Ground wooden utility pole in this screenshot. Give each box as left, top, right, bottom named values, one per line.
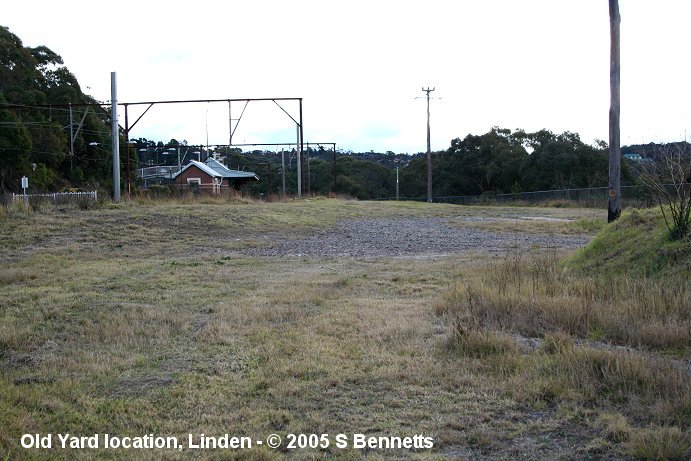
left=423, top=87, right=435, bottom=203
left=608, top=0, right=621, bottom=222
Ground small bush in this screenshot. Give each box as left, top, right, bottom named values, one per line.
left=451, top=325, right=519, bottom=359
left=598, top=413, right=631, bottom=443
left=148, top=184, right=173, bottom=197
left=626, top=426, right=691, bottom=461
left=541, top=332, right=574, bottom=354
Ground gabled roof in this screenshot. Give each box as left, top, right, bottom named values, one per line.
left=204, top=157, right=259, bottom=180
left=172, top=160, right=222, bottom=179
left=172, top=159, right=259, bottom=180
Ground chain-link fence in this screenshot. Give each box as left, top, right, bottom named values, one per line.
left=383, top=185, right=657, bottom=208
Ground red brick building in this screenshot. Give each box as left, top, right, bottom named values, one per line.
left=172, top=159, right=258, bottom=193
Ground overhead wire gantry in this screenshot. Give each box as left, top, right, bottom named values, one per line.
left=2, top=96, right=306, bottom=197
left=120, top=97, right=305, bottom=196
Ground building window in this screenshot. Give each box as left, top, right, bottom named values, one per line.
left=187, top=178, right=201, bottom=193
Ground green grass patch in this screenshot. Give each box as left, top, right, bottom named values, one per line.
left=567, top=208, right=691, bottom=277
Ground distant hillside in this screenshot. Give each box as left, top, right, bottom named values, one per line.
left=622, top=141, right=690, bottom=161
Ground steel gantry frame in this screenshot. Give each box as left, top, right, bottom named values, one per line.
left=2, top=96, right=306, bottom=197
left=136, top=140, right=337, bottom=196
left=120, top=97, right=305, bottom=196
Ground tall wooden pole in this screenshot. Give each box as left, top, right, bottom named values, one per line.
left=423, top=87, right=435, bottom=203
left=608, top=0, right=621, bottom=222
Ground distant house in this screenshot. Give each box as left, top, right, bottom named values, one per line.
left=172, top=158, right=258, bottom=193
left=623, top=153, right=643, bottom=162
left=623, top=153, right=653, bottom=164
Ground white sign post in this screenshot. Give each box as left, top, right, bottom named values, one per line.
left=21, top=176, right=28, bottom=204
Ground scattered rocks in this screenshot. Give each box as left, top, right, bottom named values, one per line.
left=242, top=217, right=590, bottom=258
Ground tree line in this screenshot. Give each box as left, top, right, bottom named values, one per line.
left=399, top=128, right=636, bottom=199
left=192, top=129, right=632, bottom=200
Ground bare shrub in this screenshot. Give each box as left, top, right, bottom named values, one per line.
left=639, top=143, right=691, bottom=240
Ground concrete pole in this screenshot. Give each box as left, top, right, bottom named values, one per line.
left=111, top=72, right=120, bottom=202
left=281, top=148, right=286, bottom=196
left=228, top=100, right=232, bottom=146
left=296, top=125, right=301, bottom=198
left=69, top=105, right=74, bottom=174
left=306, top=143, right=311, bottom=195
left=333, top=144, right=337, bottom=192
left=299, top=98, right=304, bottom=197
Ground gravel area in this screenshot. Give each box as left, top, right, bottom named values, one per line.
left=242, top=217, right=591, bottom=258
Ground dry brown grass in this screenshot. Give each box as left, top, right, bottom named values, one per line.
left=1, top=199, right=687, bottom=460
left=436, top=249, right=690, bottom=352
left=436, top=246, right=690, bottom=459
left=626, top=426, right=691, bottom=460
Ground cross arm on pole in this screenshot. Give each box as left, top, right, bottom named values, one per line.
left=230, top=100, right=250, bottom=141
left=127, top=103, right=155, bottom=133
left=71, top=107, right=90, bottom=144
left=272, top=100, right=300, bottom=126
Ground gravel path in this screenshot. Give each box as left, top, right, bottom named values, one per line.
left=242, top=217, right=591, bottom=258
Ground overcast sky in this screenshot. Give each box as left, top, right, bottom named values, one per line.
left=4, top=1, right=690, bottom=153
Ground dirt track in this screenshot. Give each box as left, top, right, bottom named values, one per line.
left=242, top=217, right=590, bottom=258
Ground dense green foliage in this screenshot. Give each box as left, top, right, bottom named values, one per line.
left=400, top=128, right=628, bottom=199
left=0, top=26, right=113, bottom=193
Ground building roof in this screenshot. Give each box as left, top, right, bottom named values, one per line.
left=205, top=157, right=259, bottom=180
left=172, top=159, right=258, bottom=180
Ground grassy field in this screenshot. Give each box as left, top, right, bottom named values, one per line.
left=0, top=198, right=688, bottom=460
